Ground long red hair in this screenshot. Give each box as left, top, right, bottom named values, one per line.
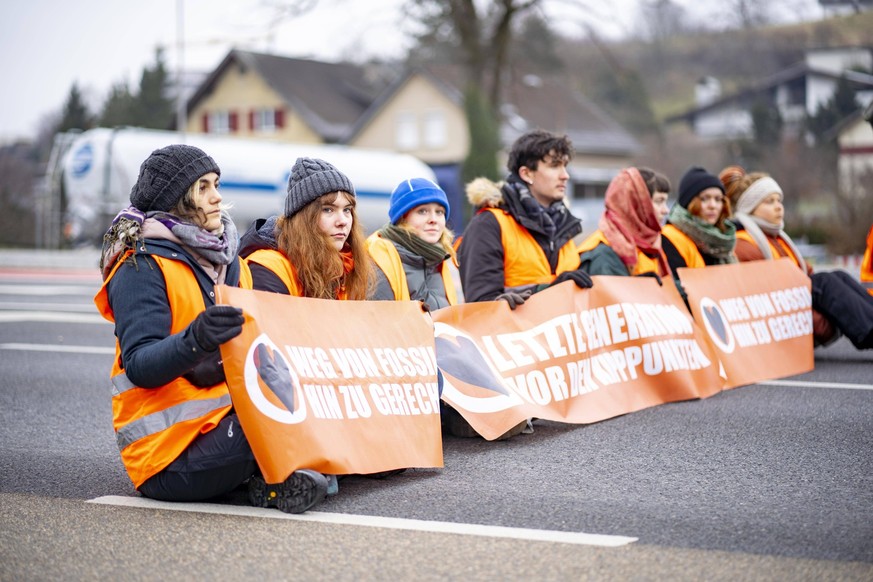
left=276, top=192, right=373, bottom=299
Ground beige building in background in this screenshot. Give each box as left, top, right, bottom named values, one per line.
left=349, top=71, right=470, bottom=166
left=183, top=49, right=641, bottom=227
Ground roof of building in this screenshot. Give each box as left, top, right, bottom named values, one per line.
left=667, top=62, right=873, bottom=124
left=186, top=49, right=387, bottom=142
left=188, top=50, right=638, bottom=155
left=349, top=63, right=640, bottom=156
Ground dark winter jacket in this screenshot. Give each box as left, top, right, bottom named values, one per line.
left=370, top=239, right=452, bottom=310
left=238, top=215, right=288, bottom=294
left=106, top=239, right=246, bottom=388
left=457, top=176, right=582, bottom=302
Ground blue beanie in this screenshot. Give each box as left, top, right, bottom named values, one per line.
left=388, top=178, right=450, bottom=224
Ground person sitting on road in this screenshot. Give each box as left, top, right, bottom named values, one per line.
left=662, top=166, right=737, bottom=270
left=457, top=130, right=594, bottom=313
left=239, top=157, right=373, bottom=300
left=367, top=177, right=458, bottom=311
left=240, top=157, right=409, bottom=481
left=95, top=145, right=328, bottom=514
left=577, top=166, right=671, bottom=282
left=720, top=165, right=873, bottom=350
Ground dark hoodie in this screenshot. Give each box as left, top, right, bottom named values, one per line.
left=238, top=215, right=290, bottom=294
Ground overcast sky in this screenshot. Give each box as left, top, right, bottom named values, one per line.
left=0, top=0, right=827, bottom=143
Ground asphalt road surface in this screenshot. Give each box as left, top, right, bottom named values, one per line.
left=1, top=250, right=871, bottom=581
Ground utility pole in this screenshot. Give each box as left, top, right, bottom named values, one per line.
left=176, top=0, right=187, bottom=139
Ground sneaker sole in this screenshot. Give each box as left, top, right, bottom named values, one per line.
left=248, top=469, right=328, bottom=514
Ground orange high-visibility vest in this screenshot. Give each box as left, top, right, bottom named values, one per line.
left=484, top=208, right=580, bottom=287
left=735, top=230, right=802, bottom=268
left=366, top=233, right=458, bottom=305
left=862, top=225, right=873, bottom=296
left=94, top=252, right=253, bottom=488
left=577, top=229, right=662, bottom=275
left=245, top=248, right=349, bottom=299
left=661, top=223, right=707, bottom=269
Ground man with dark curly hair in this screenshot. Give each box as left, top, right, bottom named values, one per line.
left=457, top=129, right=593, bottom=308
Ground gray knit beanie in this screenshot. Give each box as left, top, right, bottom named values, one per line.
left=129, top=144, right=221, bottom=212
left=285, top=157, right=355, bottom=218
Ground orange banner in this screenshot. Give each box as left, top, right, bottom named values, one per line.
left=216, top=285, right=443, bottom=484
left=431, top=277, right=723, bottom=440
left=677, top=259, right=814, bottom=389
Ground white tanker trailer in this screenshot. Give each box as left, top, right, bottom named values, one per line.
left=57, top=127, right=438, bottom=245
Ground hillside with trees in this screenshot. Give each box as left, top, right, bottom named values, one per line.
left=555, top=9, right=873, bottom=252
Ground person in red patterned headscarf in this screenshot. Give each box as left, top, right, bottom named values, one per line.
left=577, top=166, right=671, bottom=282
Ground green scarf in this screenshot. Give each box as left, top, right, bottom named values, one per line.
left=667, top=205, right=737, bottom=264
left=378, top=224, right=449, bottom=264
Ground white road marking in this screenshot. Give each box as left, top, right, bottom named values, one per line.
left=0, top=311, right=109, bottom=324
left=0, top=284, right=96, bottom=295
left=0, top=343, right=114, bottom=354
left=0, top=302, right=98, bottom=312
left=761, top=379, right=873, bottom=391
left=88, top=495, right=637, bottom=547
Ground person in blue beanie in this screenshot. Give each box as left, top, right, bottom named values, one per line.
left=367, top=177, right=459, bottom=310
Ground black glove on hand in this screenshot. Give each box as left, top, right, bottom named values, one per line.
left=635, top=271, right=663, bottom=286
left=495, top=288, right=533, bottom=310
left=184, top=351, right=226, bottom=387
left=190, top=305, right=245, bottom=352
left=550, top=269, right=594, bottom=289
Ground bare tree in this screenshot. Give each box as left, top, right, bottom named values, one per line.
left=402, top=0, right=542, bottom=180
left=404, top=0, right=541, bottom=113
left=637, top=0, right=687, bottom=43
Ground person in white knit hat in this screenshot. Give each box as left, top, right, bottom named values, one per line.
left=721, top=165, right=873, bottom=350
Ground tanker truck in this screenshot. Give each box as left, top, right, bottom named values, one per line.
left=52, top=127, right=440, bottom=246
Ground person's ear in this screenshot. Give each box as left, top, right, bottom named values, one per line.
left=518, top=166, right=534, bottom=185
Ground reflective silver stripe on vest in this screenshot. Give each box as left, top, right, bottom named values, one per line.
left=862, top=281, right=873, bottom=290
left=115, top=394, right=231, bottom=451
left=111, top=372, right=136, bottom=396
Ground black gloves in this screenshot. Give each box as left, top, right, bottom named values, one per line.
left=190, top=305, right=245, bottom=352
left=184, top=351, right=226, bottom=387
left=495, top=288, right=533, bottom=310
left=635, top=271, right=663, bottom=286
left=550, top=269, right=594, bottom=289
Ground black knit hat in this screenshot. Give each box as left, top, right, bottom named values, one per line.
left=285, top=157, right=355, bottom=218
left=129, top=144, right=220, bottom=212
left=677, top=166, right=724, bottom=208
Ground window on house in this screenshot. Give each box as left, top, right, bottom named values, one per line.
left=209, top=111, right=231, bottom=134
left=423, top=110, right=447, bottom=149
left=251, top=108, right=277, bottom=132
left=395, top=112, right=418, bottom=150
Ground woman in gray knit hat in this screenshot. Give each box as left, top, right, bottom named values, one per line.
left=240, top=156, right=373, bottom=299
left=96, top=145, right=329, bottom=514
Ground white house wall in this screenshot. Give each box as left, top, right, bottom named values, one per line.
left=694, top=107, right=753, bottom=139
left=806, top=48, right=873, bottom=76
left=837, top=117, right=873, bottom=200
left=807, top=76, right=837, bottom=114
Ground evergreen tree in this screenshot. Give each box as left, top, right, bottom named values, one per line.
left=57, top=83, right=95, bottom=132
left=132, top=48, right=175, bottom=129
left=99, top=81, right=136, bottom=127
left=806, top=74, right=859, bottom=144
left=751, top=98, right=783, bottom=147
